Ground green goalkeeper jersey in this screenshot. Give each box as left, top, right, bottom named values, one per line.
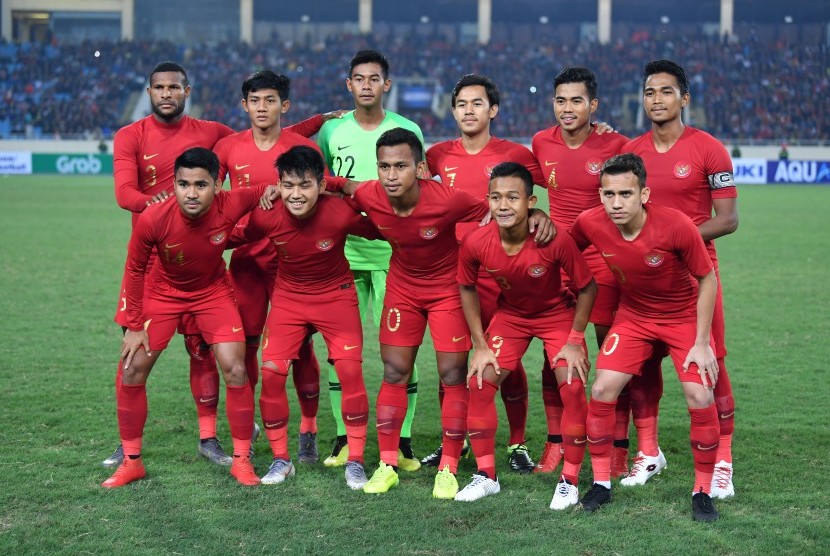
left=318, top=110, right=424, bottom=270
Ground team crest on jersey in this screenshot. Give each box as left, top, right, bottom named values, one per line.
left=210, top=232, right=227, bottom=245
left=419, top=226, right=439, bottom=240
left=644, top=252, right=664, bottom=267
left=528, top=264, right=547, bottom=278
left=674, top=161, right=692, bottom=178
left=316, top=238, right=334, bottom=251
left=585, top=159, right=603, bottom=175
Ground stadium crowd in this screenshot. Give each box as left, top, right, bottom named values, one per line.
left=1, top=31, right=828, bottom=142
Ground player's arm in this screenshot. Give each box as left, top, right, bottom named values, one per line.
left=286, top=111, right=349, bottom=138
left=346, top=213, right=384, bottom=241
left=113, top=129, right=155, bottom=212
left=228, top=207, right=269, bottom=248
left=457, top=239, right=499, bottom=388
left=699, top=196, right=739, bottom=242
left=527, top=208, right=555, bottom=244
left=684, top=268, right=719, bottom=388
left=121, top=217, right=155, bottom=367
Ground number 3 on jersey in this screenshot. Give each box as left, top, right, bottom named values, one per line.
left=333, top=155, right=356, bottom=179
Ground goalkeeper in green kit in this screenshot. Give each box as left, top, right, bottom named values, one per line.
left=318, top=50, right=423, bottom=470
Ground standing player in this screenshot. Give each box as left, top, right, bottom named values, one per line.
left=531, top=66, right=642, bottom=478
left=622, top=60, right=738, bottom=497
left=103, top=148, right=263, bottom=488
left=425, top=74, right=545, bottom=473
left=455, top=162, right=596, bottom=509
left=330, top=128, right=553, bottom=498
left=230, top=146, right=377, bottom=489
left=213, top=70, right=326, bottom=462
left=570, top=153, right=721, bottom=522
left=317, top=50, right=424, bottom=471
left=109, top=61, right=234, bottom=468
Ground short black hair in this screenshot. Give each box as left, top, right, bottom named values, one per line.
left=600, top=153, right=647, bottom=189
left=553, top=66, right=598, bottom=100
left=242, top=70, right=290, bottom=101
left=175, top=147, right=219, bottom=180
left=276, top=145, right=325, bottom=184
left=489, top=162, right=534, bottom=197
left=349, top=50, right=390, bottom=80
left=451, top=74, right=500, bottom=107
left=376, top=127, right=423, bottom=164
left=150, top=61, right=188, bottom=86
left=643, top=59, right=690, bottom=96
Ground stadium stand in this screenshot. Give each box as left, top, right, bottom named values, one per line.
left=0, top=32, right=827, bottom=142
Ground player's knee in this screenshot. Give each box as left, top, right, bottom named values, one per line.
left=684, top=384, right=715, bottom=409
left=382, top=360, right=411, bottom=385
left=222, top=359, right=248, bottom=386
left=438, top=366, right=467, bottom=387
left=590, top=379, right=619, bottom=403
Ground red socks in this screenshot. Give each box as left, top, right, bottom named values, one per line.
left=226, top=381, right=255, bottom=458
left=244, top=341, right=260, bottom=387
left=541, top=359, right=564, bottom=439
left=586, top=398, right=616, bottom=483
left=559, top=379, right=587, bottom=485
left=714, top=357, right=734, bottom=463
left=293, top=338, right=321, bottom=434
left=438, top=383, right=468, bottom=474
left=334, top=359, right=368, bottom=464
left=630, top=356, right=663, bottom=457
left=467, top=378, right=499, bottom=478
left=259, top=361, right=291, bottom=459
left=117, top=382, right=147, bottom=457
left=689, top=404, right=719, bottom=493
left=376, top=381, right=408, bottom=466
left=500, top=364, right=528, bottom=446
left=185, top=335, right=220, bottom=440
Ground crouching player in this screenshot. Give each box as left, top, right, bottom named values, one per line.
left=570, top=153, right=721, bottom=521
left=104, top=147, right=264, bottom=488
left=456, top=162, right=596, bottom=508
left=230, top=146, right=376, bottom=489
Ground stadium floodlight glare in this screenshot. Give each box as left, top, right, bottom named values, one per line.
left=300, top=14, right=310, bottom=23
left=539, top=16, right=549, bottom=24
left=529, top=86, right=537, bottom=93
left=784, top=15, right=793, bottom=23
left=660, top=16, right=670, bottom=24
left=420, top=15, right=430, bottom=24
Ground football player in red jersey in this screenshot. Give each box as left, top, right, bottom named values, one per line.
left=570, top=153, right=721, bottom=522
left=108, top=61, right=235, bottom=469
left=214, top=71, right=330, bottom=463
left=531, top=66, right=639, bottom=478
left=103, top=148, right=265, bottom=488
left=621, top=60, right=738, bottom=497
left=425, top=74, right=545, bottom=473
left=455, top=161, right=596, bottom=507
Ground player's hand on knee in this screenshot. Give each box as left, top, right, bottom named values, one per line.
left=683, top=343, right=718, bottom=389
left=552, top=344, right=590, bottom=385
left=121, top=330, right=151, bottom=370
left=468, top=348, right=499, bottom=389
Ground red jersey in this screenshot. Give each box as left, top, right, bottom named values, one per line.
left=458, top=223, right=593, bottom=319
left=427, top=137, right=544, bottom=241
left=125, top=186, right=264, bottom=330
left=234, top=195, right=380, bottom=293
left=531, top=126, right=629, bottom=229
left=570, top=204, right=713, bottom=323
left=113, top=115, right=233, bottom=226
left=350, top=179, right=489, bottom=291
left=623, top=127, right=736, bottom=261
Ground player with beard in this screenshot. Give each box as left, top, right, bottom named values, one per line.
left=425, top=74, right=544, bottom=474
left=620, top=60, right=738, bottom=498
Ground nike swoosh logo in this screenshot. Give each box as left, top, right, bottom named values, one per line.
left=697, top=443, right=718, bottom=451
left=304, top=393, right=320, bottom=399
left=574, top=438, right=587, bottom=444
left=484, top=267, right=501, bottom=273
left=469, top=431, right=482, bottom=436
left=165, top=243, right=182, bottom=249
left=720, top=411, right=734, bottom=419
left=444, top=166, right=458, bottom=172
left=273, top=241, right=288, bottom=245
left=235, top=164, right=250, bottom=170
left=586, top=437, right=604, bottom=444
left=445, top=432, right=464, bottom=438
left=545, top=161, right=557, bottom=166
left=452, top=336, right=467, bottom=343
left=601, top=252, right=616, bottom=258
left=377, top=225, right=394, bottom=230
left=376, top=421, right=392, bottom=427
left=232, top=326, right=244, bottom=332
left=143, top=153, right=159, bottom=160
left=346, top=415, right=364, bottom=421
left=337, top=145, right=351, bottom=151
left=344, top=345, right=359, bottom=351
left=199, top=396, right=217, bottom=403
left=265, top=422, right=283, bottom=429
left=505, top=395, right=524, bottom=402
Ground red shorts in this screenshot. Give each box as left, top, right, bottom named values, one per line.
left=596, top=318, right=714, bottom=385
left=142, top=275, right=245, bottom=351
left=263, top=282, right=362, bottom=362
left=380, top=281, right=471, bottom=352
left=584, top=248, right=619, bottom=327
left=228, top=241, right=279, bottom=336
left=486, top=309, right=578, bottom=371
left=114, top=254, right=204, bottom=336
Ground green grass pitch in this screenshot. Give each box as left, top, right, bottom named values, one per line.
left=1, top=176, right=828, bottom=554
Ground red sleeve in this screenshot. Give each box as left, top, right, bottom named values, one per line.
left=568, top=214, right=591, bottom=251
left=554, top=232, right=594, bottom=290
left=214, top=136, right=231, bottom=185
left=515, top=146, right=545, bottom=186
left=113, top=127, right=151, bottom=212
left=346, top=214, right=383, bottom=241
left=451, top=188, right=490, bottom=223
left=324, top=175, right=348, bottom=191
left=124, top=213, right=155, bottom=330
left=227, top=184, right=268, bottom=221
left=675, top=215, right=715, bottom=278
left=456, top=234, right=481, bottom=286
left=285, top=114, right=324, bottom=138
left=425, top=145, right=440, bottom=178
